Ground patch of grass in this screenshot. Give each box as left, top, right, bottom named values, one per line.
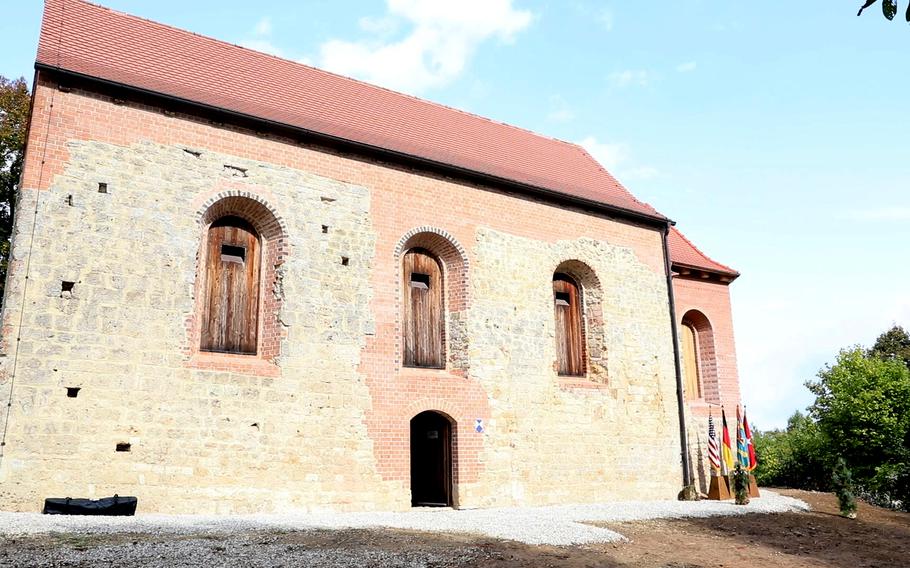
left=51, top=533, right=103, bottom=551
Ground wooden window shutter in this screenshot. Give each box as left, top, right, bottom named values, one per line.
left=402, top=249, right=444, bottom=368
left=553, top=273, right=584, bottom=376
left=680, top=323, right=701, bottom=399
left=200, top=216, right=261, bottom=355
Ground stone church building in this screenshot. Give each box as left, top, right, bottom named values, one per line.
left=0, top=0, right=742, bottom=513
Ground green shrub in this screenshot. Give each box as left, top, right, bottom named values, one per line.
left=832, top=457, right=857, bottom=518
left=865, top=462, right=910, bottom=511
left=732, top=464, right=750, bottom=505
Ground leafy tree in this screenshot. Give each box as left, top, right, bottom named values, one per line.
left=806, top=348, right=910, bottom=480
left=0, top=76, right=30, bottom=298
left=868, top=325, right=910, bottom=370
left=754, top=328, right=910, bottom=511
left=857, top=0, right=910, bottom=22
left=752, top=411, right=828, bottom=490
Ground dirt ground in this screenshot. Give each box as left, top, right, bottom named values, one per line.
left=594, top=489, right=910, bottom=568
left=1, top=489, right=907, bottom=567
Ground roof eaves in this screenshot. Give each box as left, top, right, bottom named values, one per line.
left=36, top=63, right=672, bottom=227
left=671, top=261, right=740, bottom=280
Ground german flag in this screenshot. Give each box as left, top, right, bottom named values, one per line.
left=721, top=408, right=735, bottom=474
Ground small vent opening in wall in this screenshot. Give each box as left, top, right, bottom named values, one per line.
left=221, top=244, right=246, bottom=264
left=115, top=443, right=131, bottom=452
left=341, top=256, right=350, bottom=266
left=98, top=182, right=108, bottom=193
left=61, top=281, right=75, bottom=298
left=410, top=272, right=430, bottom=289
left=65, top=387, right=81, bottom=398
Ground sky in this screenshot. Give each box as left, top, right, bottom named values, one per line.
left=2, top=1, right=908, bottom=430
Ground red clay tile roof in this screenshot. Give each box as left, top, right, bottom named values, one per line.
left=36, top=0, right=666, bottom=221
left=668, top=227, right=739, bottom=278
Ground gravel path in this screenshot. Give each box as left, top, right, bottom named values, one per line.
left=0, top=490, right=808, bottom=546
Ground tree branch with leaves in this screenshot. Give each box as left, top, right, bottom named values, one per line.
left=0, top=76, right=30, bottom=299
left=857, top=0, right=910, bottom=22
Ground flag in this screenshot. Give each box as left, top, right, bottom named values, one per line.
left=743, top=408, right=758, bottom=471
left=721, top=408, right=734, bottom=474
left=736, top=406, right=749, bottom=469
left=707, top=413, right=721, bottom=473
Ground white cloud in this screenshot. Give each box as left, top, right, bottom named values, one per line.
left=599, top=9, right=614, bottom=31
left=607, top=69, right=653, bottom=88
left=576, top=136, right=664, bottom=185
left=577, top=136, right=664, bottom=184
left=240, top=17, right=285, bottom=57
left=577, top=136, right=628, bottom=170
left=843, top=207, right=910, bottom=221
left=316, top=0, right=535, bottom=94
left=357, top=16, right=399, bottom=36
left=253, top=17, right=272, bottom=37
left=676, top=61, right=697, bottom=73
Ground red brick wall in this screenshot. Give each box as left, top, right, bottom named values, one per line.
left=672, top=275, right=742, bottom=417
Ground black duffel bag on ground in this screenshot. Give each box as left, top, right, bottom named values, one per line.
left=42, top=495, right=138, bottom=516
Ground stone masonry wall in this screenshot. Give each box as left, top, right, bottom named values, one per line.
left=461, top=229, right=681, bottom=506
left=0, top=138, right=385, bottom=513
left=0, top=78, right=686, bottom=512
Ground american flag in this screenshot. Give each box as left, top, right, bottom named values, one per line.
left=707, top=414, right=721, bottom=472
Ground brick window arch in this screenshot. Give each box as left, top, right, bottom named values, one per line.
left=681, top=309, right=717, bottom=403
left=551, top=259, right=607, bottom=382
left=192, top=194, right=288, bottom=362
left=394, top=228, right=469, bottom=372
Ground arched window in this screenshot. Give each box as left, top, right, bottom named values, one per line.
left=553, top=272, right=584, bottom=376
left=200, top=215, right=261, bottom=355
left=402, top=248, right=444, bottom=368
left=680, top=322, right=701, bottom=399
left=680, top=310, right=717, bottom=402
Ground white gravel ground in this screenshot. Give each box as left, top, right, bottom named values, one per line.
left=0, top=490, right=809, bottom=546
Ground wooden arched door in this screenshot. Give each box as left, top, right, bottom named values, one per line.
left=402, top=249, right=444, bottom=368
left=200, top=216, right=261, bottom=354
left=553, top=273, right=584, bottom=376
left=680, top=323, right=701, bottom=399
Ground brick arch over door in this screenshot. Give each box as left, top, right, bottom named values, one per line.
left=681, top=309, right=718, bottom=403
left=394, top=227, right=469, bottom=371
left=551, top=259, right=607, bottom=383
left=190, top=193, right=289, bottom=362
